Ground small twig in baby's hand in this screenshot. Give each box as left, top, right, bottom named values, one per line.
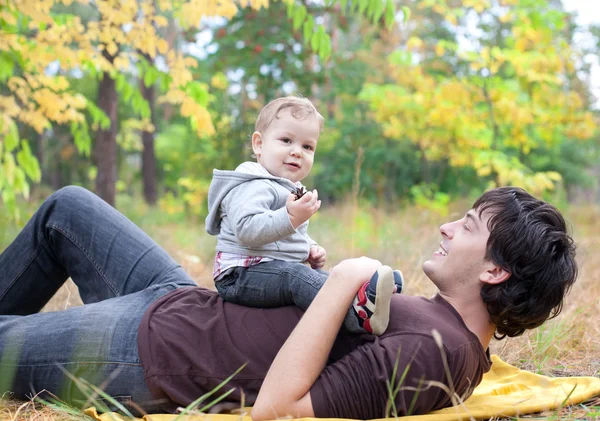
left=293, top=186, right=307, bottom=200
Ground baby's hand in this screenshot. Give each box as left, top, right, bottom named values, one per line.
left=287, top=189, right=321, bottom=229
left=307, top=245, right=327, bottom=270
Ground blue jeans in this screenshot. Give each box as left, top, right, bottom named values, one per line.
left=215, top=261, right=362, bottom=333
left=0, top=186, right=196, bottom=413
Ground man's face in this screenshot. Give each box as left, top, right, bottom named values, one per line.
left=252, top=109, right=320, bottom=183
left=423, top=209, right=493, bottom=292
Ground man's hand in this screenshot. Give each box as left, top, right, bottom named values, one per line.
left=307, top=245, right=327, bottom=269
left=252, top=255, right=382, bottom=420
left=330, top=257, right=383, bottom=291
left=286, top=189, right=321, bottom=229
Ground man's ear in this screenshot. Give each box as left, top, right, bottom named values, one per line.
left=251, top=131, right=262, bottom=158
left=480, top=263, right=511, bottom=285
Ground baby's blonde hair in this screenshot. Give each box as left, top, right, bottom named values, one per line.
left=255, top=96, right=324, bottom=133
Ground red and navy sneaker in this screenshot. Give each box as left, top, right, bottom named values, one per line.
left=352, top=265, right=397, bottom=335
left=393, top=269, right=404, bottom=294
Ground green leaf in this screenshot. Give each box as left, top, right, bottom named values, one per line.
left=185, top=81, right=209, bottom=107
left=132, top=95, right=141, bottom=114
left=4, top=121, right=19, bottom=152
left=303, top=15, right=314, bottom=42
left=144, top=70, right=153, bottom=87
left=311, top=30, right=320, bottom=52
left=86, top=101, right=111, bottom=130
left=159, top=72, right=171, bottom=92
left=16, top=140, right=41, bottom=182
left=13, top=167, right=27, bottom=198
left=389, top=50, right=410, bottom=66
left=358, top=0, right=369, bottom=15
left=147, top=67, right=159, bottom=86
left=372, top=0, right=385, bottom=24
left=3, top=153, right=16, bottom=184
left=115, top=73, right=125, bottom=92
left=2, top=188, right=16, bottom=218
left=0, top=53, right=14, bottom=82
left=286, top=0, right=295, bottom=18
left=367, top=0, right=376, bottom=18
left=401, top=5, right=411, bottom=22
left=385, top=0, right=395, bottom=28
left=71, top=121, right=92, bottom=157
left=319, top=32, right=332, bottom=61
left=292, top=5, right=306, bottom=31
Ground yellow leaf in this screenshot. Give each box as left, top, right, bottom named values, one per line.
left=547, top=171, right=562, bottom=182
left=106, top=42, right=118, bottom=57
left=113, top=55, right=130, bottom=70
left=157, top=39, right=169, bottom=55
left=435, top=44, right=445, bottom=57
left=211, top=73, right=228, bottom=90
left=406, top=36, right=423, bottom=50
left=499, top=12, right=512, bottom=23
left=154, top=15, right=168, bottom=27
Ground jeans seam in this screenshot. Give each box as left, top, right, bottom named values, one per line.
left=48, top=224, right=120, bottom=297
left=250, top=265, right=323, bottom=290
left=0, top=361, right=143, bottom=367
left=150, top=264, right=192, bottom=289
left=0, top=232, right=44, bottom=302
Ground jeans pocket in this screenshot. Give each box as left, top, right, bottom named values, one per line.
left=215, top=268, right=246, bottom=303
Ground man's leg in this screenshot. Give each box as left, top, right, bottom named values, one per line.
left=0, top=186, right=196, bottom=315
left=0, top=285, right=174, bottom=413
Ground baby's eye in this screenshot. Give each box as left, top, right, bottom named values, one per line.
left=463, top=223, right=470, bottom=231
left=280, top=137, right=291, bottom=143
left=303, top=144, right=314, bottom=151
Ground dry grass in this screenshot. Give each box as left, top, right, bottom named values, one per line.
left=0, top=397, right=91, bottom=421
left=1, top=198, right=600, bottom=420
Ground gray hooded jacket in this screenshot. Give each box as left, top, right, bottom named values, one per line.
left=205, top=162, right=317, bottom=262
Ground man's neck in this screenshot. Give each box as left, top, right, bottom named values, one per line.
left=438, top=291, right=496, bottom=349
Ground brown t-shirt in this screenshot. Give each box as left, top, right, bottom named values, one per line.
left=137, top=287, right=491, bottom=418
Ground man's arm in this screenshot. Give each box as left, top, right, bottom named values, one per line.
left=251, top=257, right=382, bottom=420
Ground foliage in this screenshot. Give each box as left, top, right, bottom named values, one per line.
left=1, top=0, right=396, bottom=216
left=359, top=0, right=598, bottom=198
left=1, top=0, right=598, bottom=214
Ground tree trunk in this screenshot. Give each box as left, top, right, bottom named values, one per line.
left=95, top=65, right=118, bottom=206
left=140, top=77, right=157, bottom=205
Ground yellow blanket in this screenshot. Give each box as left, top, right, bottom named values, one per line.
left=87, top=355, right=600, bottom=421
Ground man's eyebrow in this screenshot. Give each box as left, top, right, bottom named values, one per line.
left=465, top=211, right=480, bottom=231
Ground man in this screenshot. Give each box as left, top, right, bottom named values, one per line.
left=0, top=186, right=577, bottom=419
left=252, top=187, right=577, bottom=419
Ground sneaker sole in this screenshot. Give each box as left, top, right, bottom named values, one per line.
left=369, top=265, right=396, bottom=335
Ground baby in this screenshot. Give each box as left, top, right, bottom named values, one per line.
left=206, top=96, right=403, bottom=335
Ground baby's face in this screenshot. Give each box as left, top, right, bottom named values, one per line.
left=252, top=109, right=320, bottom=183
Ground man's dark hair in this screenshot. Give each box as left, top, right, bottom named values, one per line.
left=473, top=187, right=578, bottom=339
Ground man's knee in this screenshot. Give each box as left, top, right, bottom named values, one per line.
left=49, top=186, right=96, bottom=208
